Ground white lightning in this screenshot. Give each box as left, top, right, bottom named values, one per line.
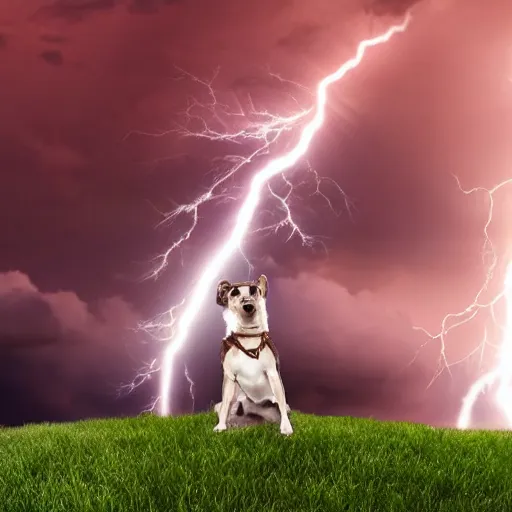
left=414, top=177, right=512, bottom=429
left=122, top=17, right=410, bottom=414
left=458, top=261, right=512, bottom=429
left=154, top=18, right=410, bottom=416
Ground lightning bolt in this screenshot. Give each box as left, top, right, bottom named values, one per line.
left=414, top=178, right=512, bottom=429
left=184, top=364, right=196, bottom=412
left=127, top=17, right=410, bottom=415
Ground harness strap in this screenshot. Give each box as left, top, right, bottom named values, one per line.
left=220, top=331, right=280, bottom=372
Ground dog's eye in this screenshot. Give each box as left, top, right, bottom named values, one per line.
left=249, top=285, right=258, bottom=296
left=230, top=287, right=240, bottom=297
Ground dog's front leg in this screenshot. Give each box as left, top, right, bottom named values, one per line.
left=266, top=369, right=293, bottom=436
left=213, top=374, right=236, bottom=432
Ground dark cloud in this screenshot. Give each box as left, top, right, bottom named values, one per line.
left=32, top=0, right=117, bottom=22
left=127, top=0, right=159, bottom=14
left=276, top=24, right=324, bottom=52
left=31, top=0, right=179, bottom=19
left=0, top=271, right=141, bottom=346
left=40, top=49, right=64, bottom=65
left=0, top=271, right=150, bottom=426
left=363, top=0, right=424, bottom=16
left=0, top=292, right=61, bottom=345
left=39, top=34, right=68, bottom=44
left=268, top=271, right=474, bottom=426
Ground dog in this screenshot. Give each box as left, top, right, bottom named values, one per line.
left=213, top=274, right=293, bottom=436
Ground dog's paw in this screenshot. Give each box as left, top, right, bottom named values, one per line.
left=213, top=423, right=227, bottom=432
left=280, top=422, right=293, bottom=436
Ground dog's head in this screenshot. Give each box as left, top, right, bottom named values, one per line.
left=216, top=275, right=268, bottom=321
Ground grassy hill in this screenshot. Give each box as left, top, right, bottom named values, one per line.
left=0, top=412, right=511, bottom=511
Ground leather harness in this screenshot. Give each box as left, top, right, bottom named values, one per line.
left=220, top=331, right=280, bottom=372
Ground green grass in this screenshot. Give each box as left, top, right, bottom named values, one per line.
left=0, top=412, right=511, bottom=511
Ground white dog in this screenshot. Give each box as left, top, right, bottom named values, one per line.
left=213, top=275, right=293, bottom=436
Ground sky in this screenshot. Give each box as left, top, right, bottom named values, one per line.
left=1, top=0, right=512, bottom=428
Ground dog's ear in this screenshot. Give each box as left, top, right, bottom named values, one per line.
left=256, top=274, right=268, bottom=298
left=216, top=280, right=232, bottom=306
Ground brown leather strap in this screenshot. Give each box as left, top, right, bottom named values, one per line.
left=220, top=331, right=280, bottom=372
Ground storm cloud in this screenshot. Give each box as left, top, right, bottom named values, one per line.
left=0, top=271, right=150, bottom=426
left=0, top=0, right=510, bottom=428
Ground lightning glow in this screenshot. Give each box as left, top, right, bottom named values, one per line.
left=122, top=17, right=411, bottom=414
left=457, top=180, right=512, bottom=429
left=147, top=18, right=411, bottom=416
left=414, top=178, right=512, bottom=429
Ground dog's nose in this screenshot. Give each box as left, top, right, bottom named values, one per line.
left=243, top=304, right=255, bottom=314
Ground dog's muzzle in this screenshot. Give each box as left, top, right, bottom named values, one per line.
left=242, top=303, right=255, bottom=314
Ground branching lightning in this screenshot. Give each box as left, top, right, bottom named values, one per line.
left=125, top=17, right=410, bottom=415
left=184, top=364, right=196, bottom=412
left=414, top=178, right=512, bottom=429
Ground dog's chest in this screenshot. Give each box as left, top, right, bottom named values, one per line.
left=229, top=347, right=274, bottom=402
left=225, top=341, right=274, bottom=390
left=231, top=350, right=264, bottom=376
